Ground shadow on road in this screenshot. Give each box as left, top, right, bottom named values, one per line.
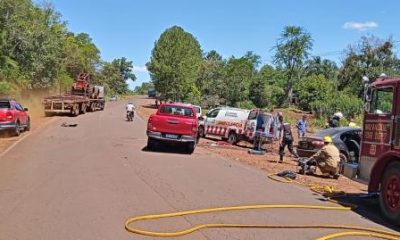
left=141, top=145, right=193, bottom=155
left=317, top=193, right=400, bottom=232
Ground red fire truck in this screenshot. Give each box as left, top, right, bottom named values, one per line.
left=359, top=75, right=400, bottom=224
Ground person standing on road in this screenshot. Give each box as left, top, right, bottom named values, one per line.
left=296, top=115, right=308, bottom=138
left=309, top=136, right=340, bottom=179
left=279, top=122, right=299, bottom=163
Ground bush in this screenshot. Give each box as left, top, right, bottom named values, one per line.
left=310, top=91, right=362, bottom=119
left=237, top=100, right=255, bottom=109
left=296, top=74, right=334, bottom=111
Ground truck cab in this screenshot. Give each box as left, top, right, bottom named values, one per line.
left=360, top=76, right=400, bottom=224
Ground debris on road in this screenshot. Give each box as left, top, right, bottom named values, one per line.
left=61, top=122, right=78, bottom=127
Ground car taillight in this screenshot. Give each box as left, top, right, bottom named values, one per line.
left=192, top=122, right=198, bottom=133
left=6, top=111, right=13, bottom=120
left=148, top=116, right=153, bottom=128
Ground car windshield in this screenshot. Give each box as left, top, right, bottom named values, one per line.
left=0, top=101, right=10, bottom=109
left=160, top=105, right=194, bottom=117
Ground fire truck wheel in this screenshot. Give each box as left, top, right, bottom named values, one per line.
left=198, top=126, right=205, bottom=138
left=227, top=131, right=238, bottom=145
left=379, top=161, right=400, bottom=224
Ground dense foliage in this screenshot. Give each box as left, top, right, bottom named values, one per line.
left=148, top=26, right=400, bottom=120
left=0, top=0, right=135, bottom=98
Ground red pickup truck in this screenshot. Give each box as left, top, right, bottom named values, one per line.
left=147, top=103, right=198, bottom=153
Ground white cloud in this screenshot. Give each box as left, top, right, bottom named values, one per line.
left=132, top=65, right=148, bottom=73
left=343, top=21, right=378, bottom=31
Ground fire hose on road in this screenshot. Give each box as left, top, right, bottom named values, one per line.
left=124, top=173, right=400, bottom=239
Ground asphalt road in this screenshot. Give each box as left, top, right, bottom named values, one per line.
left=0, top=99, right=397, bottom=240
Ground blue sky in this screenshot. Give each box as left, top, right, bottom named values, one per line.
left=42, top=0, right=400, bottom=89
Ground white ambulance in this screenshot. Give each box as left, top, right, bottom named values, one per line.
left=198, top=107, right=250, bottom=144
left=243, top=109, right=277, bottom=143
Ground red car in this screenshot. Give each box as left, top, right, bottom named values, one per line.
left=147, top=103, right=198, bottom=153
left=0, top=98, right=30, bottom=136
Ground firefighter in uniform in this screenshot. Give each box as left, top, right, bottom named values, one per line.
left=279, top=122, right=299, bottom=162
left=309, top=135, right=340, bottom=179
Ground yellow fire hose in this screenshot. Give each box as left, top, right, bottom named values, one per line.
left=125, top=173, right=400, bottom=239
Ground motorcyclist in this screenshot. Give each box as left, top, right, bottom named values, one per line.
left=126, top=101, right=135, bottom=121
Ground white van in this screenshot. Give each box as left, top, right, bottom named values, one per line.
left=198, top=107, right=250, bottom=144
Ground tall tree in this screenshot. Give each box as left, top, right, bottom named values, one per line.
left=196, top=50, right=226, bottom=107
left=97, top=57, right=136, bottom=95
left=224, top=55, right=256, bottom=107
left=273, top=26, right=313, bottom=106
left=147, top=26, right=203, bottom=103
left=304, top=56, right=338, bottom=80
left=338, top=35, right=400, bottom=96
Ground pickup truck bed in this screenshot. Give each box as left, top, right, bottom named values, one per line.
left=146, top=103, right=198, bottom=153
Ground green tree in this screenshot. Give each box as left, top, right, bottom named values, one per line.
left=338, top=35, right=400, bottom=96
left=147, top=26, right=203, bottom=103
left=273, top=26, right=313, bottom=106
left=296, top=74, right=334, bottom=111
left=304, top=56, right=338, bottom=80
left=196, top=50, right=226, bottom=107
left=97, top=57, right=136, bottom=95
left=134, top=82, right=154, bottom=95
left=224, top=55, right=257, bottom=107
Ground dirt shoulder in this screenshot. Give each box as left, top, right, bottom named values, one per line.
left=136, top=97, right=367, bottom=194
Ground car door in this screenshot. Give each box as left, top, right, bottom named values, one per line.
left=15, top=102, right=27, bottom=125
left=204, top=109, right=220, bottom=135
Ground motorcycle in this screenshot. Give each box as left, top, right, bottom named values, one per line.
left=127, top=111, right=134, bottom=121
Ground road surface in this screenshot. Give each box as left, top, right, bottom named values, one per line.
left=0, top=98, right=397, bottom=240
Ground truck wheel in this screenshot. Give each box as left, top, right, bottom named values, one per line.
left=186, top=142, right=196, bottom=154
left=147, top=138, right=156, bottom=151
left=227, top=131, right=238, bottom=145
left=71, top=105, right=79, bottom=117
left=80, top=104, right=87, bottom=114
left=379, top=161, right=400, bottom=224
left=198, top=126, right=205, bottom=138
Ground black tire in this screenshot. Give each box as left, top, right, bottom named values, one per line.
left=198, top=126, right=205, bottom=138
left=14, top=121, right=21, bottom=136
left=147, top=138, right=156, bottom=150
left=227, top=131, right=238, bottom=144
left=338, top=152, right=348, bottom=174
left=187, top=142, right=196, bottom=154
left=80, top=104, right=87, bottom=114
left=379, top=161, right=400, bottom=224
left=25, top=118, right=31, bottom=131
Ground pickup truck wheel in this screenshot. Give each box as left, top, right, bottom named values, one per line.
left=379, top=161, right=400, bottom=224
left=147, top=138, right=156, bottom=150
left=227, top=132, right=238, bottom=145
left=187, top=142, right=196, bottom=154
left=198, top=126, right=205, bottom=138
